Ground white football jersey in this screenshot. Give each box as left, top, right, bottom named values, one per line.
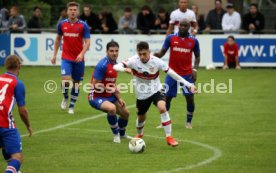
left=122, top=55, right=169, bottom=100
left=169, top=9, right=197, bottom=33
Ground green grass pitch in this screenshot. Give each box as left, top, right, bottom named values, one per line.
left=0, top=67, right=275, bottom=173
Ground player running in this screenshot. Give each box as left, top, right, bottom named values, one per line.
left=155, top=19, right=200, bottom=129
left=0, top=55, right=32, bottom=173
left=89, top=41, right=130, bottom=144
left=51, top=2, right=91, bottom=114
left=114, top=42, right=197, bottom=147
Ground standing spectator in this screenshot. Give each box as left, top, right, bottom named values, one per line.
left=154, top=8, right=170, bottom=30
left=223, top=35, right=241, bottom=70
left=0, top=8, right=9, bottom=29
left=118, top=7, right=136, bottom=34
left=27, top=6, right=42, bottom=33
left=99, top=11, right=118, bottom=34
left=79, top=4, right=101, bottom=33
left=166, top=0, right=197, bottom=35
left=8, top=5, right=26, bottom=33
left=222, top=3, right=241, bottom=32
left=205, top=0, right=226, bottom=32
left=56, top=9, right=67, bottom=26
left=242, top=3, right=265, bottom=34
left=191, top=4, right=206, bottom=33
left=137, top=5, right=155, bottom=34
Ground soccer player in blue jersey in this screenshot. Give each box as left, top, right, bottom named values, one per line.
left=51, top=2, right=91, bottom=114
left=88, top=41, right=130, bottom=143
left=155, top=20, right=200, bottom=129
left=0, top=55, right=32, bottom=173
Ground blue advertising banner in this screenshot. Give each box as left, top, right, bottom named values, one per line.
left=0, top=33, right=10, bottom=65
left=213, top=38, right=276, bottom=63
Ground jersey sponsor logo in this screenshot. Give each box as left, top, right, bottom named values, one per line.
left=105, top=77, right=116, bottom=82
left=63, top=32, right=79, bottom=37
left=0, top=77, right=13, bottom=83
left=12, top=36, right=38, bottom=62
left=173, top=46, right=191, bottom=53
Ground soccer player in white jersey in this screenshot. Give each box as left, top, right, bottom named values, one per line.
left=114, top=42, right=197, bottom=147
left=166, top=0, right=197, bottom=35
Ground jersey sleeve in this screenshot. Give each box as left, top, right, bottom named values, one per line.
left=93, top=63, right=106, bottom=81
left=235, top=44, right=239, bottom=56
left=14, top=80, right=26, bottom=107
left=83, top=22, right=90, bottom=39
left=57, top=22, right=63, bottom=36
left=162, top=35, right=172, bottom=50
left=156, top=58, right=169, bottom=72
left=193, top=38, right=200, bottom=57
left=169, top=11, right=175, bottom=24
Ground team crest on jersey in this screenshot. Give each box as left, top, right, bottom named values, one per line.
left=149, top=67, right=154, bottom=73
left=188, top=42, right=193, bottom=47
left=76, top=27, right=80, bottom=32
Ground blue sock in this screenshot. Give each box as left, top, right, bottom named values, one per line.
left=187, top=104, right=195, bottom=123
left=107, top=114, right=119, bottom=135
left=6, top=159, right=20, bottom=173
left=61, top=83, right=69, bottom=100
left=2, top=149, right=11, bottom=161
left=118, top=118, right=128, bottom=136
left=69, top=88, right=79, bottom=108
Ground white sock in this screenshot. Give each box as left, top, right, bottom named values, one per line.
left=161, top=112, right=172, bottom=137
left=136, top=118, right=145, bottom=135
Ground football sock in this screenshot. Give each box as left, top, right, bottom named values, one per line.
left=136, top=119, right=145, bottom=135
left=107, top=114, right=119, bottom=135
left=5, top=159, right=20, bottom=173
left=69, top=87, right=79, bottom=108
left=187, top=104, right=195, bottom=123
left=61, top=82, right=69, bottom=100
left=118, top=118, right=128, bottom=136
left=2, top=149, right=11, bottom=161
left=161, top=112, right=172, bottom=137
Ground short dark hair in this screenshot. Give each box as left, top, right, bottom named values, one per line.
left=5, top=54, right=22, bottom=71
left=158, top=7, right=166, bottom=13
left=215, top=0, right=222, bottom=3
left=83, top=4, right=91, bottom=9
left=227, top=35, right=235, bottom=41
left=124, top=7, right=132, bottom=12
left=33, top=6, right=41, bottom=11
left=106, top=41, right=119, bottom=50
left=137, top=42, right=149, bottom=51
left=250, top=3, right=258, bottom=9
left=67, top=1, right=80, bottom=8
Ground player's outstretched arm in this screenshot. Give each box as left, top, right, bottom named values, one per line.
left=18, top=106, right=32, bottom=137
left=113, top=63, right=132, bottom=74
left=154, top=48, right=167, bottom=58
left=51, top=35, right=61, bottom=64
left=166, top=68, right=197, bottom=94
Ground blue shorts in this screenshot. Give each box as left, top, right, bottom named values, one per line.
left=61, top=59, right=84, bottom=81
left=165, top=74, right=194, bottom=97
left=0, top=128, right=22, bottom=155
left=89, top=95, right=117, bottom=110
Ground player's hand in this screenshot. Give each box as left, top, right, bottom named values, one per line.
left=51, top=56, right=56, bottom=64
left=223, top=65, right=229, bottom=70
left=125, top=68, right=133, bottom=75
left=75, top=53, right=84, bottom=62
left=192, top=69, right=197, bottom=82
left=236, top=65, right=241, bottom=70
left=189, top=85, right=197, bottom=94
left=118, top=98, right=126, bottom=107
left=27, top=126, right=33, bottom=137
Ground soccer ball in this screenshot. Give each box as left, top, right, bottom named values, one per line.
left=129, top=138, right=146, bottom=153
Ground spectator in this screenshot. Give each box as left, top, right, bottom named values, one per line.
left=205, top=0, right=226, bottom=33
left=118, top=7, right=136, bottom=34
left=167, top=0, right=197, bottom=35
left=27, top=6, right=42, bottom=33
left=154, top=8, right=169, bottom=30
left=223, top=35, right=241, bottom=70
left=191, top=4, right=206, bottom=33
left=222, top=3, right=241, bottom=32
left=79, top=4, right=101, bottom=33
left=8, top=5, right=26, bottom=33
left=137, top=5, right=155, bottom=34
left=99, top=11, right=117, bottom=34
left=57, top=9, right=67, bottom=25
left=242, top=3, right=265, bottom=34
left=0, top=8, right=9, bottom=29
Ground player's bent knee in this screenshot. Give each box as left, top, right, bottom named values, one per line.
left=11, top=153, right=23, bottom=163
left=107, top=105, right=117, bottom=115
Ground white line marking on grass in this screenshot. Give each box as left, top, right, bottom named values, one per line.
left=20, top=104, right=136, bottom=138
left=62, top=128, right=222, bottom=172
